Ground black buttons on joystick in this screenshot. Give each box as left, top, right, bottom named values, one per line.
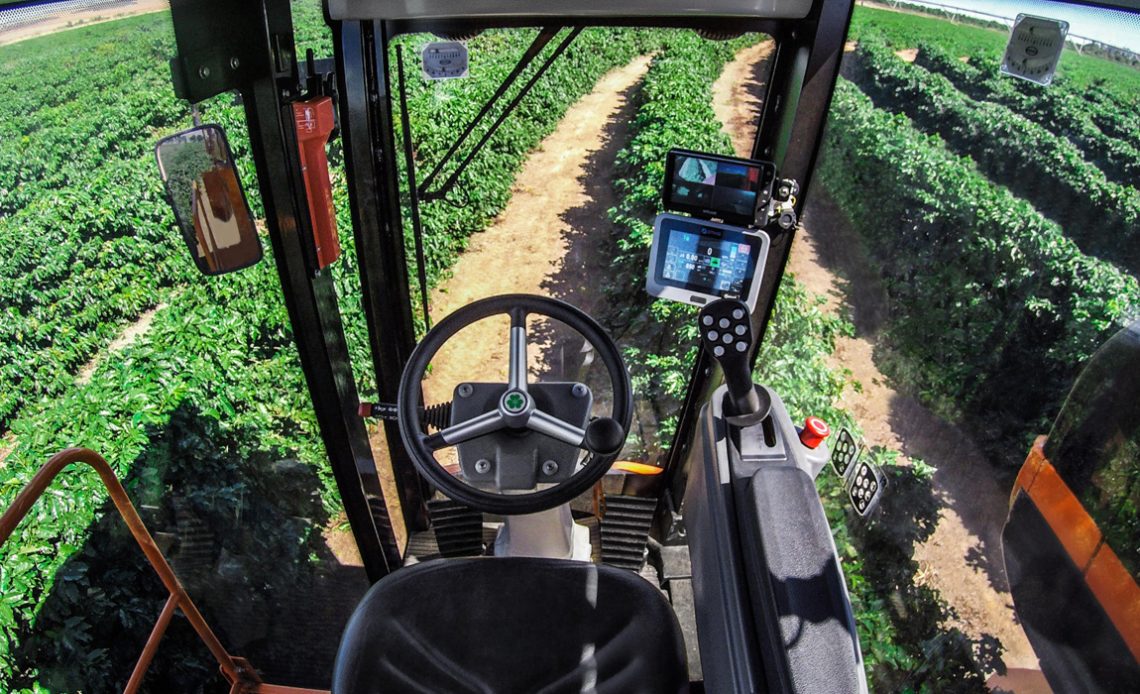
left=699, top=299, right=764, bottom=417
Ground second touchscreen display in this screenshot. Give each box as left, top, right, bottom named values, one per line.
left=665, top=150, right=774, bottom=224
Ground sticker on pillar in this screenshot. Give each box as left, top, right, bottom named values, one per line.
left=422, top=41, right=469, bottom=80
left=1001, top=14, right=1068, bottom=86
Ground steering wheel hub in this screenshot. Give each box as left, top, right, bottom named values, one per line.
left=501, top=390, right=530, bottom=418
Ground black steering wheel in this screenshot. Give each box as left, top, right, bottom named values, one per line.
left=397, top=294, right=633, bottom=515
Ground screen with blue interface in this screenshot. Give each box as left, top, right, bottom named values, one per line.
left=657, top=220, right=759, bottom=296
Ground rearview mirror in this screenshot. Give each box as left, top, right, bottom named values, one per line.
left=156, top=125, right=261, bottom=275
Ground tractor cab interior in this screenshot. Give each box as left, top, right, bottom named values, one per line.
left=2, top=0, right=1140, bottom=691
left=142, top=1, right=871, bottom=689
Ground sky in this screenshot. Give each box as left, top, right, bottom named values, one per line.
left=904, top=0, right=1140, bottom=52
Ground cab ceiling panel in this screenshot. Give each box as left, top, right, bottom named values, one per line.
left=326, top=0, right=814, bottom=23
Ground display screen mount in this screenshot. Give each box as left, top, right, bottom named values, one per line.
left=646, top=213, right=769, bottom=310
left=663, top=148, right=776, bottom=226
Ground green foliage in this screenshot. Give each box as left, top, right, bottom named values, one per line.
left=819, top=78, right=1140, bottom=455
left=0, top=11, right=194, bottom=431
left=601, top=31, right=751, bottom=446
left=913, top=43, right=1140, bottom=189
left=848, top=5, right=1140, bottom=105
left=848, top=5, right=1006, bottom=59
left=850, top=37, right=1140, bottom=274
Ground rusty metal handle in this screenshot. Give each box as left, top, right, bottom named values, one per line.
left=0, top=448, right=259, bottom=692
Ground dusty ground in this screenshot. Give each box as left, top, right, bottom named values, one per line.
left=896, top=47, right=919, bottom=62
left=0, top=0, right=169, bottom=47
left=713, top=43, right=1042, bottom=680
left=422, top=54, right=653, bottom=401
left=76, top=303, right=166, bottom=385
left=357, top=56, right=653, bottom=561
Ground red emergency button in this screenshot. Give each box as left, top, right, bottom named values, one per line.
left=799, top=417, right=830, bottom=449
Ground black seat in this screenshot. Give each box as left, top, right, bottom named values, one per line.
left=332, top=557, right=688, bottom=694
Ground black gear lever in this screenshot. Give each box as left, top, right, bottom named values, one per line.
left=699, top=299, right=768, bottom=418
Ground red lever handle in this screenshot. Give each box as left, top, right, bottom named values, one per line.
left=292, top=97, right=340, bottom=269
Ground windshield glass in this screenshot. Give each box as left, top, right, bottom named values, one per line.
left=1, top=0, right=1139, bottom=691
left=395, top=28, right=775, bottom=468
left=811, top=0, right=1140, bottom=690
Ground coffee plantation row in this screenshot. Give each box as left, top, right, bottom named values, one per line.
left=912, top=43, right=1140, bottom=186
left=850, top=37, right=1140, bottom=275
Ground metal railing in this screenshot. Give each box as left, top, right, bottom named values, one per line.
left=0, top=447, right=328, bottom=694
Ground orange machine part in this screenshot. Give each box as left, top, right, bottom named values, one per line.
left=1013, top=437, right=1140, bottom=661
left=612, top=460, right=665, bottom=476
left=292, top=96, right=341, bottom=269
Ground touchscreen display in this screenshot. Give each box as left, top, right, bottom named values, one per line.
left=664, top=150, right=774, bottom=224
left=662, top=228, right=754, bottom=294
left=655, top=217, right=761, bottom=296
left=647, top=213, right=769, bottom=309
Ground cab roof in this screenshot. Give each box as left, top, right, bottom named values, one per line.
left=325, top=0, right=814, bottom=22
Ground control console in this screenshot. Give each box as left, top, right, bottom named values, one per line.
left=698, top=298, right=768, bottom=417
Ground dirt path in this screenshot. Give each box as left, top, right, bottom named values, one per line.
left=714, top=43, right=1040, bottom=678
left=0, top=0, right=169, bottom=47
left=75, top=303, right=166, bottom=385
left=422, top=55, right=652, bottom=396
left=357, top=56, right=653, bottom=560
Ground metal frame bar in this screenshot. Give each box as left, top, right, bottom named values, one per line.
left=165, top=0, right=406, bottom=577
left=0, top=449, right=264, bottom=693
left=419, top=27, right=583, bottom=202
left=416, top=27, right=560, bottom=199
left=0, top=448, right=334, bottom=693
left=749, top=0, right=855, bottom=347
left=237, top=0, right=401, bottom=577
left=334, top=18, right=432, bottom=535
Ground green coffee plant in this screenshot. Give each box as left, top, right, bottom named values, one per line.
left=913, top=43, right=1140, bottom=188
left=819, top=78, right=1140, bottom=453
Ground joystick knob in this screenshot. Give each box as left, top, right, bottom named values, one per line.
left=699, top=299, right=764, bottom=417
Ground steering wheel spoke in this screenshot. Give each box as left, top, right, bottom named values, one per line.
left=508, top=307, right=528, bottom=393
left=526, top=409, right=587, bottom=449
left=425, top=409, right=505, bottom=451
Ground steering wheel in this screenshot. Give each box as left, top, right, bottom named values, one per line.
left=397, top=294, right=633, bottom=515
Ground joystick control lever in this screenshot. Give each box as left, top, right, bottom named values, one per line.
left=699, top=299, right=767, bottom=418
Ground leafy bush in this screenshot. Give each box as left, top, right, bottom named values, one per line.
left=819, top=78, right=1140, bottom=454
left=850, top=38, right=1140, bottom=274
left=601, top=31, right=751, bottom=445
left=912, top=42, right=1140, bottom=189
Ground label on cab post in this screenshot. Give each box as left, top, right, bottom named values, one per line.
left=1001, top=14, right=1068, bottom=86
left=422, top=41, right=469, bottom=80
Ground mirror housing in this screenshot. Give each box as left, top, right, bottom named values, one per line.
left=156, top=125, right=261, bottom=275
